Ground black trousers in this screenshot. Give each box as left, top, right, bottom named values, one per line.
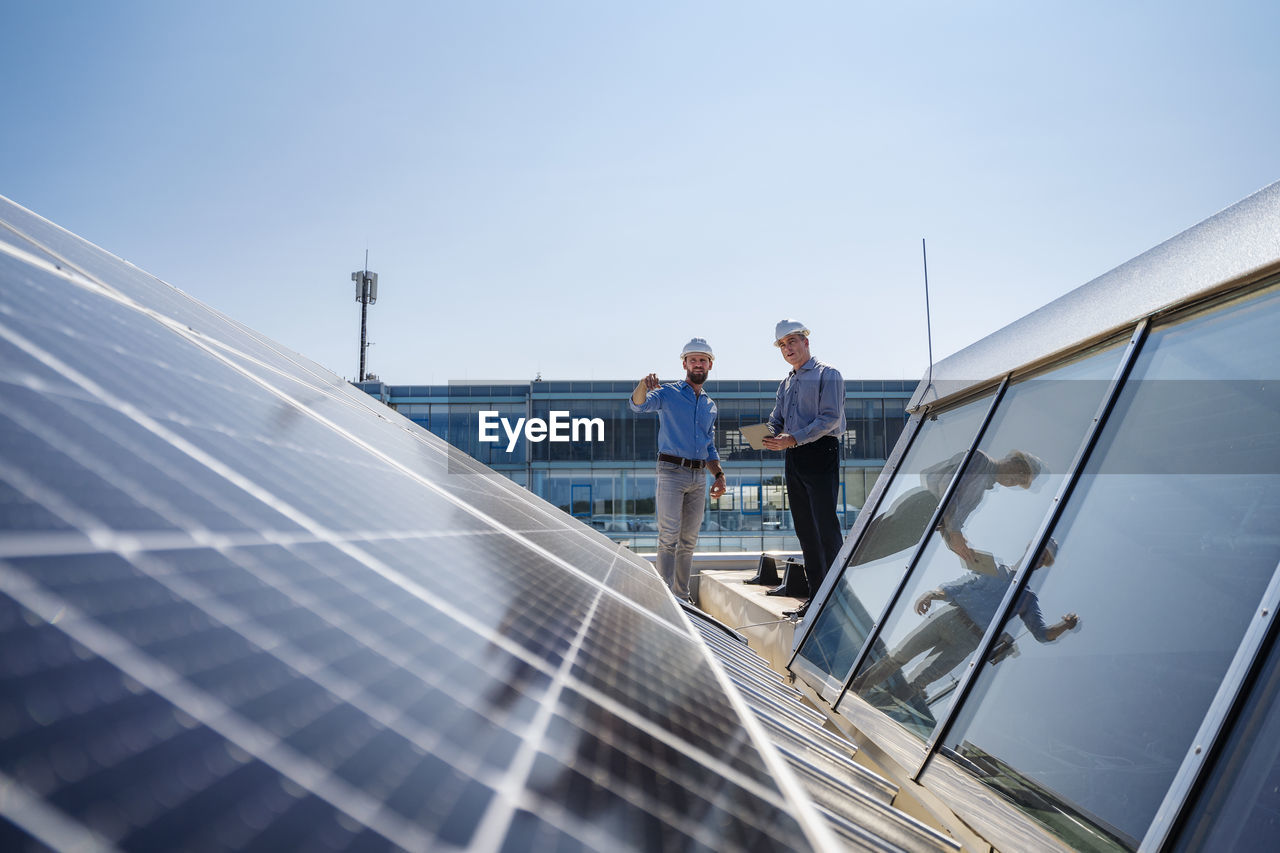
left=785, top=436, right=844, bottom=598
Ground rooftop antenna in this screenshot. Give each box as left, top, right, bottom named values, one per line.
left=922, top=238, right=934, bottom=400
left=352, top=250, right=378, bottom=382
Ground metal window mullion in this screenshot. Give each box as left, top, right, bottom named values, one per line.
left=1140, top=564, right=1280, bottom=847
left=833, top=377, right=1011, bottom=712
left=917, top=319, right=1151, bottom=780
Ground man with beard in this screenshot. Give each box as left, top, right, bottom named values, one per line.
left=763, top=320, right=846, bottom=619
left=630, top=338, right=727, bottom=602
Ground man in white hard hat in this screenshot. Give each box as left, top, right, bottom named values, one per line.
left=763, top=320, right=846, bottom=619
left=630, top=338, right=727, bottom=603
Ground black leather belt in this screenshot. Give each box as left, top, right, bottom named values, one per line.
left=658, top=453, right=706, bottom=469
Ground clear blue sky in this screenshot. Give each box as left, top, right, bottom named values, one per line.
left=3, top=1, right=1277, bottom=385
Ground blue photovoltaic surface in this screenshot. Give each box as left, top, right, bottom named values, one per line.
left=0, top=196, right=842, bottom=851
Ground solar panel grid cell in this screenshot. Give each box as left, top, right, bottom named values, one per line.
left=0, top=404, right=182, bottom=533
left=518, top=529, right=623, bottom=577
left=524, top=690, right=805, bottom=851
left=569, top=600, right=781, bottom=788
left=4, top=388, right=264, bottom=535
left=0, top=334, right=84, bottom=396
left=0, top=477, right=79, bottom=535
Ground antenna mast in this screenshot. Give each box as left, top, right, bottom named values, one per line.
left=352, top=251, right=378, bottom=381
left=922, top=238, right=934, bottom=397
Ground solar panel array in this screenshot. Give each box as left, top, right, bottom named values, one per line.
left=0, top=196, right=861, bottom=852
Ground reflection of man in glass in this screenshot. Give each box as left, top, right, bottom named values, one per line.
left=851, top=539, right=1078, bottom=704
left=933, top=449, right=1042, bottom=569
left=856, top=449, right=1043, bottom=568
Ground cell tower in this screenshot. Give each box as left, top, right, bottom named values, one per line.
left=351, top=253, right=378, bottom=381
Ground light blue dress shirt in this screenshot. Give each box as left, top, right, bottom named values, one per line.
left=629, top=381, right=719, bottom=461
left=768, top=357, right=846, bottom=445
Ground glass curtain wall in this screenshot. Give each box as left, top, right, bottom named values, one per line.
left=385, top=384, right=911, bottom=554
left=455, top=402, right=527, bottom=466
left=714, top=397, right=770, bottom=463
left=845, top=398, right=887, bottom=460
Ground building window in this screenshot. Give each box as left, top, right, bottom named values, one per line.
left=571, top=483, right=592, bottom=517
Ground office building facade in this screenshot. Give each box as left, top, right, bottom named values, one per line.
left=356, top=378, right=914, bottom=554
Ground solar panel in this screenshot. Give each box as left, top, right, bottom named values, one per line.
left=0, top=197, right=857, bottom=850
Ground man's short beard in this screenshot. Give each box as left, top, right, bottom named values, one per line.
left=686, top=368, right=708, bottom=384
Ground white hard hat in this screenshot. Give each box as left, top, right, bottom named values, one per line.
left=774, top=319, right=810, bottom=346
left=680, top=337, right=714, bottom=360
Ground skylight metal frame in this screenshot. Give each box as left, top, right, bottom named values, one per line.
left=1142, top=558, right=1280, bottom=851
